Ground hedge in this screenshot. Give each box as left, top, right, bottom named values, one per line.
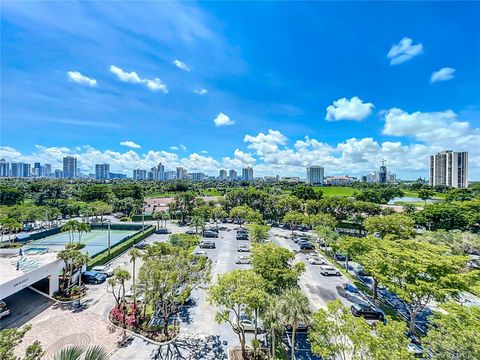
left=131, top=214, right=154, bottom=222
left=87, top=225, right=155, bottom=269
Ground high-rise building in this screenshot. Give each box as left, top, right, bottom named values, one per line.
left=0, top=159, right=9, bottom=177
left=429, top=150, right=468, bottom=188
left=219, top=169, right=227, bottom=180
left=95, top=163, right=110, bottom=179
left=378, top=160, right=387, bottom=184
left=306, top=165, right=324, bottom=185
left=163, top=171, right=177, bottom=180
left=43, top=164, right=52, bottom=178
left=190, top=172, right=206, bottom=181
left=63, top=156, right=78, bottom=179
left=229, top=169, right=237, bottom=181
left=133, top=169, right=147, bottom=180
left=54, top=170, right=63, bottom=178
left=242, top=167, right=254, bottom=181
left=11, top=163, right=30, bottom=178
left=34, top=162, right=42, bottom=177
left=109, top=172, right=127, bottom=179
left=176, top=167, right=186, bottom=180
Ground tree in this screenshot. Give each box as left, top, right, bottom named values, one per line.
left=278, top=288, right=311, bottom=360
left=168, top=233, right=200, bottom=250
left=191, top=215, right=204, bottom=234
left=364, top=214, right=415, bottom=240
left=212, top=206, right=227, bottom=229
left=283, top=211, right=305, bottom=234
left=193, top=205, right=213, bottom=222
left=230, top=205, right=262, bottom=227
left=424, top=302, right=480, bottom=359
left=418, top=189, right=435, bottom=206
left=207, top=269, right=267, bottom=359
left=53, top=345, right=108, bottom=360
left=129, top=248, right=142, bottom=313
left=337, top=236, right=375, bottom=272
left=153, top=211, right=169, bottom=229
left=315, top=225, right=340, bottom=255
left=73, top=253, right=89, bottom=288
left=308, top=300, right=413, bottom=360
left=250, top=242, right=305, bottom=294
left=110, top=268, right=131, bottom=327
left=0, top=325, right=43, bottom=360
left=78, top=184, right=112, bottom=203
left=138, top=243, right=210, bottom=337
left=76, top=222, right=91, bottom=245
left=0, top=218, right=22, bottom=244
left=359, top=240, right=471, bottom=334
left=170, top=192, right=196, bottom=223
left=61, top=220, right=79, bottom=244
left=417, top=230, right=480, bottom=256
left=90, top=201, right=113, bottom=223
left=57, top=248, right=83, bottom=293
left=291, top=185, right=322, bottom=200
left=305, top=213, right=337, bottom=229
left=0, top=185, right=24, bottom=205
left=247, top=223, right=270, bottom=243
left=261, top=296, right=284, bottom=359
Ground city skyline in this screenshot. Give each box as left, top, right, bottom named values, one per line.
left=1, top=2, right=479, bottom=179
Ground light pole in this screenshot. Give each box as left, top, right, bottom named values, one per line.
left=107, top=220, right=111, bottom=259
left=142, top=201, right=146, bottom=234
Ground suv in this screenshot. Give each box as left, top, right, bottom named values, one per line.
left=81, top=271, right=107, bottom=284
left=203, top=230, right=219, bottom=238
left=155, top=228, right=170, bottom=234
left=92, top=265, right=114, bottom=277
left=299, top=242, right=315, bottom=250
left=0, top=300, right=10, bottom=319
left=236, top=232, right=249, bottom=240
left=134, top=241, right=147, bottom=249
left=235, top=256, right=251, bottom=264
left=199, top=240, right=216, bottom=249
left=351, top=304, right=384, bottom=321
left=319, top=265, right=341, bottom=276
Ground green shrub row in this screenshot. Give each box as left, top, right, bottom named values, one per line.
left=131, top=214, right=154, bottom=221
left=87, top=225, right=155, bottom=269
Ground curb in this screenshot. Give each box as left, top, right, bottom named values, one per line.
left=28, top=286, right=88, bottom=305
left=106, top=314, right=180, bottom=346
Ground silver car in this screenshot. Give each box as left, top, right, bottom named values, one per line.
left=235, top=256, right=251, bottom=264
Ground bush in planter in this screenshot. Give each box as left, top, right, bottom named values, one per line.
left=120, top=216, right=131, bottom=222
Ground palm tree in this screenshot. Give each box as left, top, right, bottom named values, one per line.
left=191, top=215, right=204, bottom=234
left=159, top=211, right=170, bottom=229
left=261, top=296, right=284, bottom=359
left=279, top=288, right=311, bottom=360
left=76, top=222, right=91, bottom=245
left=129, top=247, right=142, bottom=323
left=73, top=253, right=89, bottom=289
left=54, top=345, right=108, bottom=360
left=62, top=220, right=79, bottom=244
left=152, top=211, right=162, bottom=229
left=113, top=268, right=131, bottom=327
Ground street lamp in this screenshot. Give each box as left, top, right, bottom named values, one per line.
left=105, top=219, right=111, bottom=259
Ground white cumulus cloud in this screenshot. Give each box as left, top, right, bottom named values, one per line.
left=325, top=96, right=374, bottom=121
left=430, top=67, right=456, bottom=83
left=120, top=140, right=141, bottom=149
left=387, top=37, right=423, bottom=65
left=214, top=113, right=234, bottom=126
left=194, top=88, right=208, bottom=95
left=173, top=59, right=191, bottom=72
left=109, top=65, right=168, bottom=93
left=67, top=71, right=97, bottom=86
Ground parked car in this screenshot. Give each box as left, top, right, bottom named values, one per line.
left=92, top=265, right=114, bottom=277
left=155, top=228, right=170, bottom=234
left=237, top=244, right=250, bottom=252
left=194, top=249, right=208, bottom=256
left=299, top=242, right=315, bottom=250
left=0, top=300, right=10, bottom=319
left=237, top=228, right=248, bottom=234
left=236, top=233, right=249, bottom=240
left=334, top=253, right=347, bottom=261
left=234, top=315, right=264, bottom=333
left=307, top=256, right=326, bottom=265
left=235, top=256, right=251, bottom=264
left=133, top=241, right=147, bottom=249
left=199, top=240, right=216, bottom=249
left=350, top=303, right=385, bottom=320
left=319, top=265, right=341, bottom=276
left=81, top=271, right=107, bottom=284
left=285, top=322, right=311, bottom=332
left=185, top=230, right=196, bottom=235
left=203, top=230, right=219, bottom=238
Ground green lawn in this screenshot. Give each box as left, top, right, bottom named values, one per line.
left=314, top=186, right=356, bottom=197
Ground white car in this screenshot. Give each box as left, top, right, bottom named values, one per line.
left=235, top=256, right=251, bottom=264
left=0, top=300, right=10, bottom=319
left=308, top=256, right=327, bottom=265
left=233, top=315, right=264, bottom=333
left=237, top=244, right=250, bottom=252
left=92, top=265, right=114, bottom=277
left=320, top=265, right=341, bottom=276
left=194, top=250, right=208, bottom=256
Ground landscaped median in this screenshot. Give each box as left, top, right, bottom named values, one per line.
left=87, top=225, right=155, bottom=268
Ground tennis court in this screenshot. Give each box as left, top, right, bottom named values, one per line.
left=27, top=229, right=137, bottom=256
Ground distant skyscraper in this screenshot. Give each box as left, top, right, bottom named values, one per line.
left=54, top=170, right=63, bottom=178
left=219, top=169, right=227, bottom=180
left=242, top=167, right=253, bottom=181
left=163, top=171, right=177, bottom=180
left=109, top=172, right=127, bottom=179
left=306, top=165, right=324, bottom=185
left=11, top=163, right=30, bottom=178
left=43, top=164, right=52, bottom=178
left=229, top=169, right=237, bottom=181
left=0, top=158, right=9, bottom=177
left=63, top=156, right=78, bottom=179
left=430, top=150, right=468, bottom=188
left=190, top=172, right=206, bottom=181
left=378, top=160, right=387, bottom=184
left=95, top=163, right=110, bottom=179
left=176, top=167, right=187, bottom=180
left=34, top=162, right=42, bottom=177
left=133, top=169, right=147, bottom=180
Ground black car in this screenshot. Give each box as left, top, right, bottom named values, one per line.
left=203, top=230, right=219, bottom=238
left=134, top=240, right=147, bottom=249
left=335, top=253, right=347, bottom=261
left=185, top=230, right=196, bottom=235
left=351, top=304, right=384, bottom=320
left=236, top=233, right=249, bottom=240
left=155, top=228, right=171, bottom=234
left=299, top=242, right=315, bottom=250
left=81, top=271, right=107, bottom=284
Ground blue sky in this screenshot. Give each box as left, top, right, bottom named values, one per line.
left=1, top=1, right=479, bottom=179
